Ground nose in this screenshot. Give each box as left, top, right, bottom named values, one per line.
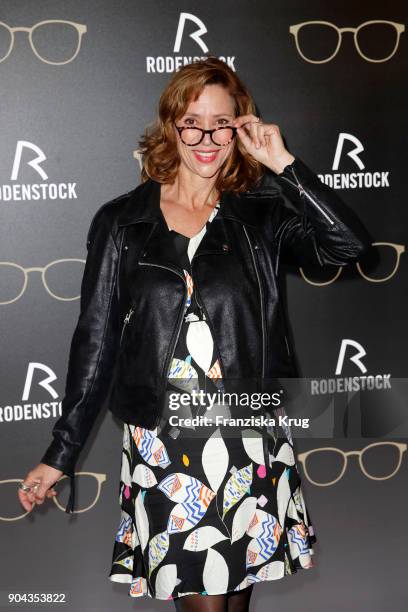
left=202, top=131, right=214, bottom=146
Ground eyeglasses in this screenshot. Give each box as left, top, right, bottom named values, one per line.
left=0, top=20, right=87, bottom=65
left=299, top=242, right=405, bottom=285
left=297, top=442, right=407, bottom=486
left=174, top=123, right=238, bottom=147
left=0, top=259, right=86, bottom=304
left=289, top=20, right=405, bottom=63
left=4, top=472, right=106, bottom=520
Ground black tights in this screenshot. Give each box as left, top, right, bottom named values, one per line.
left=173, top=584, right=254, bottom=612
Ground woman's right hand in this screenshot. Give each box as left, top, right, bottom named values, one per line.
left=18, top=463, right=64, bottom=512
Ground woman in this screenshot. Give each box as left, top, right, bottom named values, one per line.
left=19, top=57, right=370, bottom=609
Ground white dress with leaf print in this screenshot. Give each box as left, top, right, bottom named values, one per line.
left=109, top=203, right=317, bottom=601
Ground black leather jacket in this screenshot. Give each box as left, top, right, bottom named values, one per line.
left=40, top=157, right=371, bottom=512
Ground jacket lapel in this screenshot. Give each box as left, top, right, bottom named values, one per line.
left=116, top=178, right=259, bottom=271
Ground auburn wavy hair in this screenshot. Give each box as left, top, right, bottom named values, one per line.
left=138, top=56, right=265, bottom=193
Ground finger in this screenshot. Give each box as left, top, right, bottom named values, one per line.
left=247, top=121, right=260, bottom=148
left=34, top=483, right=50, bottom=505
left=254, top=122, right=267, bottom=149
left=233, top=114, right=260, bottom=129
left=255, top=123, right=266, bottom=149
left=17, top=490, right=35, bottom=512
left=18, top=475, right=46, bottom=511
left=20, top=480, right=39, bottom=504
left=18, top=487, right=39, bottom=511
left=39, top=484, right=58, bottom=501
left=265, top=125, right=281, bottom=137
left=261, top=126, right=267, bottom=147
left=242, top=120, right=261, bottom=148
left=236, top=125, right=254, bottom=150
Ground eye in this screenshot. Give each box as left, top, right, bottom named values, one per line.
left=182, top=117, right=230, bottom=126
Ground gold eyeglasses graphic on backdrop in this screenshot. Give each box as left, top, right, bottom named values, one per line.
left=0, top=259, right=85, bottom=304
left=0, top=20, right=87, bottom=65
left=2, top=472, right=106, bottom=520
left=297, top=442, right=407, bottom=486
left=289, top=20, right=405, bottom=63
left=299, top=242, right=405, bottom=286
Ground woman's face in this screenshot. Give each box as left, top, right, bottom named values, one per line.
left=173, top=83, right=236, bottom=180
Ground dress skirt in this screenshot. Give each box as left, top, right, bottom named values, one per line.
left=108, top=204, right=317, bottom=600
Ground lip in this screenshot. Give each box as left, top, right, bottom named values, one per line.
left=192, top=150, right=219, bottom=163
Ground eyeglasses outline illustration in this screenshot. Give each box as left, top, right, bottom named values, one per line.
left=0, top=20, right=87, bottom=65
left=297, top=442, right=407, bottom=486
left=289, top=20, right=405, bottom=63
left=299, top=242, right=405, bottom=285
left=133, top=149, right=143, bottom=171
left=3, top=472, right=106, bottom=520
left=0, top=258, right=85, bottom=304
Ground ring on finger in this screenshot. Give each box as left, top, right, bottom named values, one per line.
left=18, top=482, right=32, bottom=492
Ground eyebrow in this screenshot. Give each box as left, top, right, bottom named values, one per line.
left=183, top=112, right=233, bottom=117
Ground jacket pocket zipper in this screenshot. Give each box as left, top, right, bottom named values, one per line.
left=120, top=307, right=134, bottom=346
left=279, top=165, right=336, bottom=226
left=243, top=226, right=266, bottom=379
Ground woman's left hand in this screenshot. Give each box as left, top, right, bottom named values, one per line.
left=232, top=114, right=295, bottom=174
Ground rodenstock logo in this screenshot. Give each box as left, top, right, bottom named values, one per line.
left=0, top=362, right=62, bottom=423
left=174, top=12, right=208, bottom=54
left=0, top=141, right=78, bottom=202
left=310, top=339, right=391, bottom=395
left=146, top=12, right=236, bottom=73
left=318, top=133, right=390, bottom=190
left=335, top=339, right=367, bottom=375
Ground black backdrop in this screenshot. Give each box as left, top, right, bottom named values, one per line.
left=1, top=1, right=407, bottom=610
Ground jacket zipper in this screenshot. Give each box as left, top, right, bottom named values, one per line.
left=191, top=268, right=227, bottom=380
left=284, top=333, right=291, bottom=357
left=279, top=165, right=335, bottom=226
left=120, top=307, right=134, bottom=346
left=242, top=226, right=266, bottom=378
left=138, top=261, right=188, bottom=380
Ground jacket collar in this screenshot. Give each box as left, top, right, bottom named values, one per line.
left=116, top=177, right=263, bottom=229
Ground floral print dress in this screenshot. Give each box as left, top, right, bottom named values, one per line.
left=108, top=203, right=317, bottom=601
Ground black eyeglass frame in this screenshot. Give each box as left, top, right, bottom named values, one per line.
left=174, top=123, right=238, bottom=147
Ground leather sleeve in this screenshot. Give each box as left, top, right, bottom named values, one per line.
left=268, top=156, right=373, bottom=268
left=39, top=204, right=121, bottom=508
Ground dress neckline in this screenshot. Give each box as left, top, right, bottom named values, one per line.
left=162, top=202, right=220, bottom=240
left=170, top=229, right=195, bottom=240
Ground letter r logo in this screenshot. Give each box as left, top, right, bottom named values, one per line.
left=22, top=362, right=59, bottom=401
left=335, top=339, right=367, bottom=375
left=332, top=133, right=365, bottom=171
left=11, top=140, right=48, bottom=181
left=174, top=12, right=209, bottom=53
